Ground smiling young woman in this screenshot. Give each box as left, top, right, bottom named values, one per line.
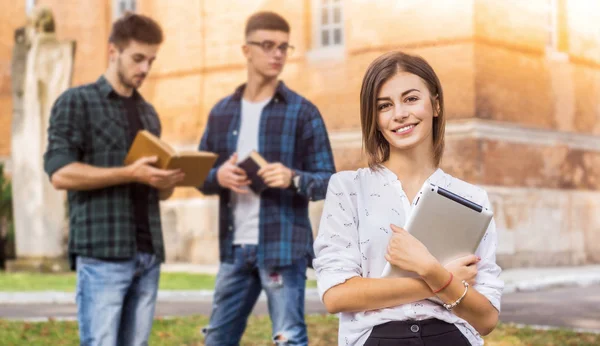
left=313, top=51, right=503, bottom=346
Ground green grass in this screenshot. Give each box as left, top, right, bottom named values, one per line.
left=0, top=272, right=216, bottom=291
left=0, top=316, right=598, bottom=346
left=0, top=272, right=77, bottom=291
left=0, top=272, right=317, bottom=291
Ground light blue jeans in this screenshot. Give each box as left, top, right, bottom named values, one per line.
left=203, top=245, right=308, bottom=346
left=76, top=252, right=160, bottom=346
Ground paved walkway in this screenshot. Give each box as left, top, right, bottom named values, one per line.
left=2, top=285, right=600, bottom=333
left=500, top=285, right=600, bottom=333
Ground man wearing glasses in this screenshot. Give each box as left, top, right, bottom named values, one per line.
left=197, top=11, right=335, bottom=346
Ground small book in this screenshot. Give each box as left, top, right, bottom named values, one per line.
left=124, top=130, right=218, bottom=187
left=237, top=150, right=269, bottom=194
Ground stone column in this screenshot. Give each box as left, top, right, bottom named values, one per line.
left=7, top=7, right=75, bottom=272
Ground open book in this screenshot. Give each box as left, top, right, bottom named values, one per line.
left=124, top=130, right=218, bottom=187
left=237, top=150, right=269, bottom=194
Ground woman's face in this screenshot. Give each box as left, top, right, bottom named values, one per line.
left=376, top=71, right=437, bottom=154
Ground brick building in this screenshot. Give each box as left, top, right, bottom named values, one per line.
left=1, top=0, right=599, bottom=268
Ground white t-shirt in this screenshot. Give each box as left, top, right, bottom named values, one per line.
left=232, top=97, right=271, bottom=245
left=313, top=167, right=504, bottom=346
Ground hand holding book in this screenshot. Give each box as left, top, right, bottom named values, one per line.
left=126, top=155, right=185, bottom=189
left=385, top=224, right=479, bottom=282
left=257, top=162, right=293, bottom=189
left=237, top=151, right=294, bottom=194
left=236, top=151, right=269, bottom=194
left=217, top=153, right=252, bottom=194
left=124, top=130, right=218, bottom=187
left=221, top=151, right=294, bottom=194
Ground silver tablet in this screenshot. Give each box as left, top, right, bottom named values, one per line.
left=381, top=182, right=493, bottom=278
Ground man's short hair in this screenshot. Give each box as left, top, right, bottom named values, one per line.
left=109, top=12, right=163, bottom=50
left=245, top=11, right=290, bottom=37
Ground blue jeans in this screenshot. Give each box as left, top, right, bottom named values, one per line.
left=203, top=245, right=308, bottom=346
left=76, top=252, right=160, bottom=346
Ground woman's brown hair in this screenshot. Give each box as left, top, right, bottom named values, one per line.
left=360, top=51, right=446, bottom=169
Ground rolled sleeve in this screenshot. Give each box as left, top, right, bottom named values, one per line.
left=44, top=154, right=79, bottom=179
left=43, top=89, right=85, bottom=179
left=313, top=172, right=362, bottom=302
left=473, top=193, right=504, bottom=312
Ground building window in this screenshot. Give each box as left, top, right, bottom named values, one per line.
left=25, top=0, right=37, bottom=15
left=547, top=0, right=558, bottom=49
left=314, top=0, right=344, bottom=49
left=546, top=0, right=568, bottom=54
left=113, top=0, right=136, bottom=21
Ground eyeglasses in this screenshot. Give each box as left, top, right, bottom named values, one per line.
left=246, top=40, right=295, bottom=56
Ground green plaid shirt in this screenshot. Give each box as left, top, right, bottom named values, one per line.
left=43, top=76, right=165, bottom=268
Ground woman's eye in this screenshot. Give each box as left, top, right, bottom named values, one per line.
left=377, top=103, right=391, bottom=111
left=405, top=96, right=419, bottom=103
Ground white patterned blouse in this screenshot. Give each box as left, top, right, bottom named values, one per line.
left=313, top=167, right=504, bottom=346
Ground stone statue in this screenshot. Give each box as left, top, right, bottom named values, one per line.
left=9, top=6, right=76, bottom=271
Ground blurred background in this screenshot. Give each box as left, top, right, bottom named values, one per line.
left=0, top=1, right=599, bottom=344
left=2, top=0, right=599, bottom=270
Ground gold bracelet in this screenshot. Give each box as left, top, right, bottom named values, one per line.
left=443, top=280, right=469, bottom=310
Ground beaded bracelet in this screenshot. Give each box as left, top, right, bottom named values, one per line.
left=443, top=280, right=469, bottom=310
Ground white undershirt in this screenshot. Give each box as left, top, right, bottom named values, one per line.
left=313, top=167, right=504, bottom=346
left=232, top=97, right=271, bottom=245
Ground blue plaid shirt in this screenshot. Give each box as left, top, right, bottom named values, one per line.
left=198, top=81, right=336, bottom=269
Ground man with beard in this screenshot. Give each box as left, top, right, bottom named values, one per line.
left=43, top=13, right=183, bottom=346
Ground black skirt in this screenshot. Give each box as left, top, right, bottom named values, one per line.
left=364, top=319, right=471, bottom=346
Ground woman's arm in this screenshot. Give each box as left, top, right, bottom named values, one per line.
left=386, top=219, right=502, bottom=336
left=322, top=276, right=433, bottom=314
left=436, top=193, right=504, bottom=336
left=323, top=254, right=480, bottom=313
left=421, top=262, right=498, bottom=336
